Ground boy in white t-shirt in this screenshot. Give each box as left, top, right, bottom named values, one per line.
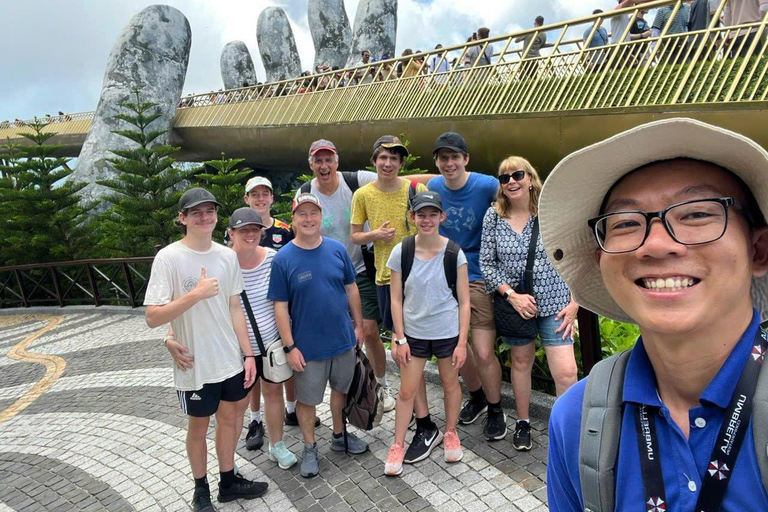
left=383, top=191, right=470, bottom=476
left=144, top=188, right=267, bottom=512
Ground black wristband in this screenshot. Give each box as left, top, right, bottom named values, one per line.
left=244, top=355, right=256, bottom=359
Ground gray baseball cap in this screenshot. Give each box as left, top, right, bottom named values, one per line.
left=179, top=188, right=221, bottom=211
left=228, top=207, right=266, bottom=229
left=410, top=191, right=444, bottom=212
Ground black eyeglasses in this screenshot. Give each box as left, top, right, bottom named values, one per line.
left=587, top=197, right=752, bottom=254
left=499, top=171, right=526, bottom=184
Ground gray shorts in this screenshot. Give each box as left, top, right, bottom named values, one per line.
left=294, top=348, right=356, bottom=406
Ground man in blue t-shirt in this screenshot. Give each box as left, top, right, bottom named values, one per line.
left=426, top=132, right=507, bottom=443
left=540, top=118, right=768, bottom=511
left=268, top=193, right=367, bottom=479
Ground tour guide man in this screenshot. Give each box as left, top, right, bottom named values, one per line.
left=541, top=118, right=768, bottom=511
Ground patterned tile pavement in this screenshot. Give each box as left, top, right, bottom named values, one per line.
left=0, top=312, right=551, bottom=511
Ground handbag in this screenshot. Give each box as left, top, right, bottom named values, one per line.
left=240, top=290, right=293, bottom=383
left=493, top=215, right=540, bottom=340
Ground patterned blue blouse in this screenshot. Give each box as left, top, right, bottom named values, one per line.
left=479, top=207, right=571, bottom=317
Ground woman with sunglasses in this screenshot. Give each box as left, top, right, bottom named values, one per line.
left=479, top=156, right=579, bottom=451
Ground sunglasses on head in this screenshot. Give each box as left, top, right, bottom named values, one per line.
left=498, top=170, right=526, bottom=184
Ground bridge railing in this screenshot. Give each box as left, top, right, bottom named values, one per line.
left=3, top=0, right=766, bottom=136
left=171, top=0, right=768, bottom=127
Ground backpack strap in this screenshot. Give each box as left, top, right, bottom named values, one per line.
left=400, top=235, right=416, bottom=300
left=299, top=181, right=311, bottom=194
left=341, top=171, right=360, bottom=193
left=443, top=240, right=460, bottom=303
left=755, top=328, right=768, bottom=492
left=579, top=350, right=632, bottom=512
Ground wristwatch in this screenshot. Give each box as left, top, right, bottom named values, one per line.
left=504, top=289, right=513, bottom=300
left=283, top=344, right=296, bottom=354
left=394, top=337, right=408, bottom=346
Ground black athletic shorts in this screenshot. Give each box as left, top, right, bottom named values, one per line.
left=406, top=334, right=459, bottom=360
left=177, top=370, right=252, bottom=417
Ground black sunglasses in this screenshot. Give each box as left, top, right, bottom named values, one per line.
left=499, top=171, right=526, bottom=184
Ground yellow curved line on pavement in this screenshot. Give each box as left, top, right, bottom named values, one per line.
left=0, top=315, right=66, bottom=426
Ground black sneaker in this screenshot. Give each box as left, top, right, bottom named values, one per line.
left=483, top=410, right=508, bottom=441
left=285, top=409, right=320, bottom=427
left=245, top=420, right=264, bottom=450
left=403, top=426, right=443, bottom=464
left=192, top=487, right=216, bottom=512
left=217, top=476, right=269, bottom=502
left=512, top=420, right=532, bottom=451
left=458, top=399, right=488, bottom=425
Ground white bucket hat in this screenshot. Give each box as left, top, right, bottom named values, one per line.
left=539, top=117, right=768, bottom=323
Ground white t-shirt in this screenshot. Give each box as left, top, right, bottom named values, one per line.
left=144, top=241, right=245, bottom=391
left=387, top=240, right=467, bottom=340
left=299, top=171, right=377, bottom=274
left=240, top=249, right=280, bottom=356
left=611, top=13, right=632, bottom=44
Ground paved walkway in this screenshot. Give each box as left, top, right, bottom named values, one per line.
left=0, top=311, right=550, bottom=512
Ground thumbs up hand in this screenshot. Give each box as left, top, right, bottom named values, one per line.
left=195, top=267, right=219, bottom=299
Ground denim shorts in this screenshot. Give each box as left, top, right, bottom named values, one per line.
left=502, top=314, right=574, bottom=347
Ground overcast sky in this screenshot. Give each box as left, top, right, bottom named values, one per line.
left=2, top=0, right=627, bottom=122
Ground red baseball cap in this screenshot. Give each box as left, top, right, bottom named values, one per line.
left=308, top=139, right=337, bottom=156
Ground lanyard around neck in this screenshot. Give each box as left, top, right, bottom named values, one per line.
left=634, top=329, right=768, bottom=512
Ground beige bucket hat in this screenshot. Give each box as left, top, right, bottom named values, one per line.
left=539, top=117, right=768, bottom=323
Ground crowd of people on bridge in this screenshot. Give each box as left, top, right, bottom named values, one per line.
left=142, top=95, right=768, bottom=510
left=167, top=0, right=768, bottom=110
left=5, top=1, right=766, bottom=127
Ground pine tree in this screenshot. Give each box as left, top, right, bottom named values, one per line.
left=196, top=153, right=249, bottom=240
left=0, top=140, right=24, bottom=265
left=0, top=121, right=94, bottom=265
left=96, top=91, right=198, bottom=257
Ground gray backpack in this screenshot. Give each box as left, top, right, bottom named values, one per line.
left=579, top=346, right=768, bottom=512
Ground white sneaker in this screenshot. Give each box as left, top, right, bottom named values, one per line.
left=379, top=387, right=396, bottom=412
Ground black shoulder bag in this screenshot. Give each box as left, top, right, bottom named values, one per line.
left=492, top=215, right=539, bottom=340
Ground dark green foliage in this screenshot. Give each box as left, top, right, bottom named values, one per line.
left=0, top=121, right=95, bottom=266
left=196, top=153, right=249, bottom=240
left=95, top=91, right=198, bottom=257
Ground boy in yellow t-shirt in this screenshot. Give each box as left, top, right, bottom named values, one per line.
left=350, top=135, right=427, bottom=330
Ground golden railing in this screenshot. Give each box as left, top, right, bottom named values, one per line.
left=2, top=0, right=766, bottom=140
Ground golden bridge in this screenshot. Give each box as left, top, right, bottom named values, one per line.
left=2, top=0, right=766, bottom=173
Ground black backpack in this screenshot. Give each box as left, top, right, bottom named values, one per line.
left=344, top=347, right=384, bottom=431
left=400, top=235, right=461, bottom=302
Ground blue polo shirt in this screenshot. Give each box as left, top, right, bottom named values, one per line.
left=267, top=237, right=356, bottom=361
left=548, top=309, right=768, bottom=512
left=428, top=172, right=498, bottom=282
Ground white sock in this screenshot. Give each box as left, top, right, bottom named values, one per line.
left=518, top=418, right=530, bottom=424
left=251, top=410, right=262, bottom=423
left=375, top=374, right=388, bottom=389
left=286, top=401, right=296, bottom=414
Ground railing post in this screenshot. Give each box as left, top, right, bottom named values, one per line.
left=50, top=266, right=64, bottom=308
left=578, top=309, right=601, bottom=375
left=13, top=269, right=28, bottom=308
left=122, top=262, right=137, bottom=308
left=84, top=263, right=101, bottom=307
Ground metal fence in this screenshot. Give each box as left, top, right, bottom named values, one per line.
left=2, top=0, right=766, bottom=138
left=0, top=258, right=154, bottom=309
